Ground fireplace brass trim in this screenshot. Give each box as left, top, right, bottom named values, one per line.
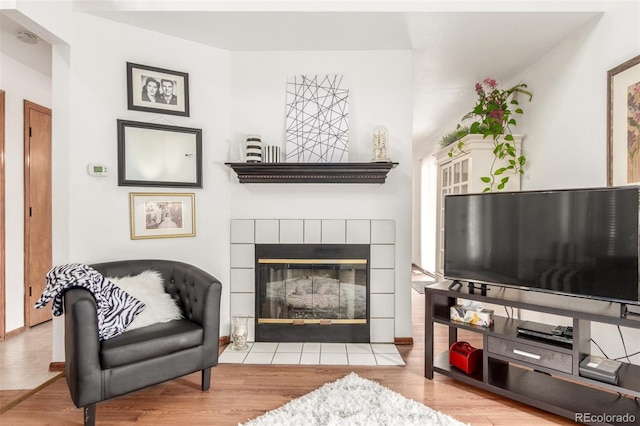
left=258, top=258, right=367, bottom=264
left=257, top=318, right=367, bottom=325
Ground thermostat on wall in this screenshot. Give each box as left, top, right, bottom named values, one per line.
left=87, top=163, right=109, bottom=177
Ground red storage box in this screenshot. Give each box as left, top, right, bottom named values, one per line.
left=449, top=341, right=483, bottom=375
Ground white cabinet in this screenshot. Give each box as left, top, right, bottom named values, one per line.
left=434, top=134, right=522, bottom=278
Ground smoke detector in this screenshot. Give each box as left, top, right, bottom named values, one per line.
left=16, top=31, right=39, bottom=45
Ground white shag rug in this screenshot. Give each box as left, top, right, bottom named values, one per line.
left=239, top=372, right=468, bottom=426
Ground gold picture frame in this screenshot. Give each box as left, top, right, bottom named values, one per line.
left=129, top=192, right=195, bottom=240
left=607, top=54, right=640, bottom=186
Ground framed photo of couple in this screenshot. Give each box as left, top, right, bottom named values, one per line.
left=127, top=62, right=190, bottom=116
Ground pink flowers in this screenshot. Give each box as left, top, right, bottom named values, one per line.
left=483, top=78, right=498, bottom=88
left=455, top=77, right=533, bottom=191
left=488, top=109, right=504, bottom=122
left=462, top=78, right=532, bottom=137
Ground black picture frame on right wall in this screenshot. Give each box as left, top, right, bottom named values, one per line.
left=126, top=62, right=190, bottom=117
left=607, top=54, right=640, bottom=186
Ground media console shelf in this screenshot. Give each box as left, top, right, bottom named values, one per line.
left=424, top=281, right=640, bottom=425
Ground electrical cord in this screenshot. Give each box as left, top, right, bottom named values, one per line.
left=502, top=305, right=515, bottom=319
left=613, top=351, right=640, bottom=361
left=590, top=338, right=610, bottom=359
left=589, top=326, right=639, bottom=363
left=616, top=326, right=632, bottom=364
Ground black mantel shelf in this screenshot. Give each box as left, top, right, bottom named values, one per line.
left=225, top=162, right=399, bottom=184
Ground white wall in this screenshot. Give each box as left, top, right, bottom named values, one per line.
left=50, top=42, right=72, bottom=363
left=509, top=1, right=640, bottom=362
left=5, top=2, right=639, bottom=363
left=409, top=1, right=640, bottom=363
left=518, top=2, right=640, bottom=190
left=49, top=13, right=233, bottom=360
left=3, top=11, right=415, bottom=357
left=0, top=52, right=52, bottom=332
left=229, top=50, right=415, bottom=338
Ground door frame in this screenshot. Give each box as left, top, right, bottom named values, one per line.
left=0, top=90, right=5, bottom=341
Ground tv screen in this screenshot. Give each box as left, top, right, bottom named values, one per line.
left=444, top=186, right=640, bottom=305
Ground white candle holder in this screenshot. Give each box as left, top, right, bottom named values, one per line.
left=372, top=125, right=390, bottom=162
left=231, top=315, right=249, bottom=351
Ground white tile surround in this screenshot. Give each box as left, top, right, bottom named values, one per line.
left=230, top=219, right=396, bottom=343
left=219, top=342, right=405, bottom=366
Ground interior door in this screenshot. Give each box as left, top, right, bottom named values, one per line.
left=24, top=100, right=52, bottom=327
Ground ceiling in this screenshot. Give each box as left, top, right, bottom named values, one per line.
left=0, top=8, right=601, bottom=155
left=0, top=13, right=52, bottom=78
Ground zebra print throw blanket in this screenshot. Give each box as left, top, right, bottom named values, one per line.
left=34, top=263, right=146, bottom=340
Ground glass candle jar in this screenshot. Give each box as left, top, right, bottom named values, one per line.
left=231, top=315, right=249, bottom=351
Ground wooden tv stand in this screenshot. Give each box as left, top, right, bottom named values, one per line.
left=424, top=281, right=640, bottom=425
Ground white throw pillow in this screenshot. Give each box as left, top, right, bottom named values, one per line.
left=109, top=270, right=183, bottom=331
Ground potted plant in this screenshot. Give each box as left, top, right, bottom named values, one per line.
left=448, top=78, right=533, bottom=192
left=439, top=126, right=470, bottom=148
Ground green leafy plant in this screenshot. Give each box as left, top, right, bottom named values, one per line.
left=439, top=126, right=470, bottom=148
left=449, top=78, right=533, bottom=192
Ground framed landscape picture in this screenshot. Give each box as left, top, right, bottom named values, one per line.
left=130, top=192, right=195, bottom=239
left=127, top=62, right=190, bottom=116
left=607, top=54, right=640, bottom=186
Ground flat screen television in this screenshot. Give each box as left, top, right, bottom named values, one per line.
left=444, top=186, right=640, bottom=305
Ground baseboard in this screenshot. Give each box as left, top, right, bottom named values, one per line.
left=411, top=263, right=436, bottom=279
left=5, top=326, right=25, bottom=339
left=49, top=362, right=65, bottom=372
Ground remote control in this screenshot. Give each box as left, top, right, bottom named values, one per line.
left=552, top=325, right=573, bottom=338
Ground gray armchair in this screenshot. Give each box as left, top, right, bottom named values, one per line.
left=63, top=259, right=222, bottom=426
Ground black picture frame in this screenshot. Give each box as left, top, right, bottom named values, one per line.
left=126, top=62, right=190, bottom=117
left=117, top=119, right=202, bottom=188
left=607, top=54, right=640, bottom=186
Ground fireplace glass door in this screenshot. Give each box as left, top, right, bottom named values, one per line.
left=257, top=259, right=367, bottom=324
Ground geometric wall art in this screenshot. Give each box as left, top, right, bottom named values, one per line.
left=285, top=74, right=349, bottom=162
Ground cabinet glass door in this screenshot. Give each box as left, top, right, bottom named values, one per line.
left=437, top=156, right=470, bottom=274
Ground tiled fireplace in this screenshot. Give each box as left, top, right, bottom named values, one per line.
left=230, top=219, right=396, bottom=343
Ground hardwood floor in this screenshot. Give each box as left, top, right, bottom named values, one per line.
left=0, top=288, right=575, bottom=425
